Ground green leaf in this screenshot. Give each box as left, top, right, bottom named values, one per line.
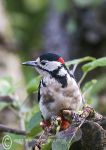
left=82, top=57, right=106, bottom=73
left=52, top=139, right=70, bottom=150
left=82, top=80, right=97, bottom=105
left=66, top=56, right=95, bottom=67
left=0, top=102, right=8, bottom=111
left=27, top=76, right=41, bottom=93
left=0, top=77, right=16, bottom=96
left=27, top=111, right=42, bottom=137
left=74, top=0, right=101, bottom=7
left=82, top=79, right=97, bottom=94
left=2, top=133, right=25, bottom=150
left=54, top=0, right=68, bottom=12
left=25, top=105, right=40, bottom=123
left=42, top=138, right=53, bottom=150
left=89, top=75, right=106, bottom=95
left=23, top=0, right=48, bottom=12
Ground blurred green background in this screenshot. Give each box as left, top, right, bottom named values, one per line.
left=0, top=0, right=106, bottom=149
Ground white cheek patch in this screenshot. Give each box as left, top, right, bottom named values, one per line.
left=44, top=61, right=61, bottom=71
left=58, top=67, right=67, bottom=76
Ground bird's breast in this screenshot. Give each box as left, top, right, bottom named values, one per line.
left=39, top=76, right=83, bottom=119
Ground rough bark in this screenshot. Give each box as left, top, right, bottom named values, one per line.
left=71, top=117, right=106, bottom=150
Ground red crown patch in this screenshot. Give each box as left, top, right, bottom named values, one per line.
left=58, top=57, right=65, bottom=64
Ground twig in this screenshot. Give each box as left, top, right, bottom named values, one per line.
left=32, top=129, right=51, bottom=149
left=19, top=111, right=29, bottom=150
left=67, top=106, right=94, bottom=145
left=0, top=96, right=14, bottom=103
left=0, top=124, right=26, bottom=135
left=8, top=106, right=20, bottom=118
left=68, top=118, right=85, bottom=146
left=78, top=72, right=87, bottom=86
left=72, top=64, right=78, bottom=74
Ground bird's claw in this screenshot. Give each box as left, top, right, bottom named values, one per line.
left=40, top=120, right=51, bottom=130
left=71, top=112, right=81, bottom=122
left=51, top=116, right=62, bottom=129
left=40, top=116, right=62, bottom=133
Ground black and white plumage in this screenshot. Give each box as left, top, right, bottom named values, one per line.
left=22, top=53, right=83, bottom=120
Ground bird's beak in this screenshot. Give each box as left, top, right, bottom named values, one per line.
left=22, top=61, right=37, bottom=67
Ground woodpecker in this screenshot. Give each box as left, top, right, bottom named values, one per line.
left=22, top=53, right=83, bottom=129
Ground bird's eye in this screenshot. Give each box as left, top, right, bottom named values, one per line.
left=41, top=61, right=46, bottom=65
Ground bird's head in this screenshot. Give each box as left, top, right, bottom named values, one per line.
left=22, top=53, right=66, bottom=77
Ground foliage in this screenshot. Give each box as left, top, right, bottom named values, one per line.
left=66, top=56, right=96, bottom=66
left=5, top=0, right=48, bottom=51
left=74, top=0, right=101, bottom=7
left=0, top=77, right=16, bottom=96
left=82, top=57, right=106, bottom=73
left=0, top=56, right=106, bottom=150
left=27, top=111, right=42, bottom=137
left=27, top=76, right=41, bottom=93
left=0, top=77, right=16, bottom=111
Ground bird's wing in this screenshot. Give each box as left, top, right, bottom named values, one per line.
left=38, top=80, right=41, bottom=102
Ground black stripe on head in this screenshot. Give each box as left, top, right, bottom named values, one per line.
left=40, top=53, right=61, bottom=62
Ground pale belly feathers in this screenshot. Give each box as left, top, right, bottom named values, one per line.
left=39, top=76, right=83, bottom=119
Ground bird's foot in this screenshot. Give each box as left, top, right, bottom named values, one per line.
left=71, top=112, right=81, bottom=122
left=40, top=116, right=62, bottom=133
left=40, top=120, right=51, bottom=130
left=62, top=105, right=95, bottom=123
left=51, top=116, right=62, bottom=126
left=50, top=116, right=62, bottom=132
left=51, top=115, right=71, bottom=131
left=62, top=109, right=81, bottom=123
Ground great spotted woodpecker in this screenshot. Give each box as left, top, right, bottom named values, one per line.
left=22, top=53, right=83, bottom=130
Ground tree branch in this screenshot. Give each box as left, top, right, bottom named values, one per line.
left=0, top=96, right=14, bottom=103
left=0, top=124, right=26, bottom=135
left=78, top=72, right=87, bottom=86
